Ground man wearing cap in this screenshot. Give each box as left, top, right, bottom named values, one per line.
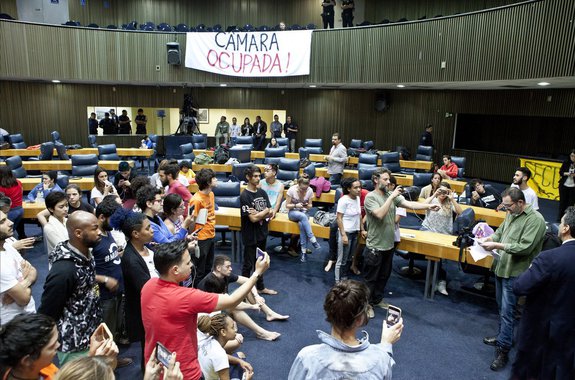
left=114, top=161, right=135, bottom=200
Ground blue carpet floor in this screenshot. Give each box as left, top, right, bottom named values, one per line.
left=23, top=195, right=559, bottom=379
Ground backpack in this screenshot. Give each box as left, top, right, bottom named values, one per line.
left=313, top=210, right=336, bottom=227
left=194, top=152, right=213, bottom=165
left=214, top=144, right=230, bottom=164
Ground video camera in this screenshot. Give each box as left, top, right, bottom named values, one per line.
left=453, top=227, right=475, bottom=248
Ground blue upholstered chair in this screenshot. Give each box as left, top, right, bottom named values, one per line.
left=7, top=134, right=27, bottom=149
left=381, top=151, right=401, bottom=173
left=413, top=172, right=433, bottom=187
left=235, top=136, right=254, bottom=147
left=5, top=156, right=27, bottom=178
left=180, top=143, right=195, bottom=161
left=229, top=146, right=252, bottom=163
left=29, top=142, right=54, bottom=161
left=51, top=131, right=63, bottom=144
left=358, top=153, right=378, bottom=167
left=231, top=163, right=254, bottom=182
left=88, top=135, right=98, bottom=148
left=71, top=154, right=99, bottom=177
left=451, top=156, right=466, bottom=178
left=276, top=138, right=289, bottom=148
left=277, top=158, right=300, bottom=182
left=192, top=134, right=207, bottom=150
left=265, top=147, right=287, bottom=159
left=358, top=166, right=378, bottom=191
left=98, top=144, right=120, bottom=161
left=416, top=145, right=433, bottom=161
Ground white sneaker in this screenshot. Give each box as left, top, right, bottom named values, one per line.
left=437, top=280, right=448, bottom=296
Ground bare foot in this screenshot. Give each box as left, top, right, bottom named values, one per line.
left=260, top=288, right=278, bottom=295
left=266, top=312, right=290, bottom=322
left=350, top=265, right=361, bottom=275
left=256, top=331, right=281, bottom=341
left=324, top=260, right=334, bottom=272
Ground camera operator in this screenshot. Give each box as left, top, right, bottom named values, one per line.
left=421, top=182, right=463, bottom=295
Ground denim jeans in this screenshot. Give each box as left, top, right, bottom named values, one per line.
left=495, top=275, right=517, bottom=350
left=329, top=173, right=342, bottom=186
left=288, top=210, right=315, bottom=251
left=289, top=138, right=296, bottom=153
left=335, top=231, right=358, bottom=282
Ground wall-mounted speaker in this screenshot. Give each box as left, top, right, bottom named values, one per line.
left=167, top=42, right=180, bottom=65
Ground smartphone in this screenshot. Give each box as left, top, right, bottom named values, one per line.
left=191, top=227, right=203, bottom=236
left=156, top=342, right=172, bottom=367
left=256, top=247, right=266, bottom=260
left=188, top=203, right=195, bottom=216
left=385, top=305, right=402, bottom=327
left=98, top=322, right=113, bottom=341
left=33, top=235, right=43, bottom=243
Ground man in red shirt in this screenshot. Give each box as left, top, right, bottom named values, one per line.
left=141, top=239, right=271, bottom=380
left=437, top=155, right=459, bottom=179
left=160, top=164, right=192, bottom=216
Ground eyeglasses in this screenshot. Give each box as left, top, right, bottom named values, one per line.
left=500, top=202, right=516, bottom=211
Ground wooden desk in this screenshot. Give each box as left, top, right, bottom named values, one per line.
left=0, top=148, right=153, bottom=158
left=188, top=183, right=336, bottom=203
left=0, top=160, right=135, bottom=171
left=409, top=199, right=505, bottom=227
left=20, top=177, right=94, bottom=192
left=309, top=154, right=433, bottom=171
left=192, top=150, right=298, bottom=161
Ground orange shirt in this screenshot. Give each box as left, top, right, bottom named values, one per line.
left=189, top=191, right=215, bottom=240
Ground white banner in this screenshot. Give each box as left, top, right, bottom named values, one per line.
left=185, top=31, right=313, bottom=77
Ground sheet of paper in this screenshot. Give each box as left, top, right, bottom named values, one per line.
left=196, top=208, right=208, bottom=225
left=469, top=244, right=497, bottom=262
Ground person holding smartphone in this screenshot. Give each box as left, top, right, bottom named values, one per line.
left=288, top=280, right=403, bottom=379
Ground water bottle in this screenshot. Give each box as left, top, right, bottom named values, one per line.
left=36, top=185, right=44, bottom=202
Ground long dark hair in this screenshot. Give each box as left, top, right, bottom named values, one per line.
left=93, top=166, right=107, bottom=193
left=0, top=166, right=17, bottom=188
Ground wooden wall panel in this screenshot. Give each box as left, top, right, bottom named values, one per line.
left=67, top=0, right=322, bottom=30
left=1, top=81, right=573, bottom=182
left=363, top=0, right=521, bottom=23
left=2, top=0, right=573, bottom=85
left=0, top=0, right=17, bottom=18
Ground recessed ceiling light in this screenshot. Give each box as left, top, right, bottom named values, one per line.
left=397, top=84, right=405, bottom=88
left=52, top=80, right=61, bottom=83
left=220, top=84, right=227, bottom=87
left=309, top=85, right=317, bottom=88
left=537, top=82, right=550, bottom=86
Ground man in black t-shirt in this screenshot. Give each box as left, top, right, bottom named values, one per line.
left=134, top=108, right=147, bottom=135
left=88, top=112, right=98, bottom=135
left=468, top=178, right=502, bottom=210
left=283, top=116, right=299, bottom=153
left=118, top=110, right=132, bottom=134
left=240, top=165, right=276, bottom=295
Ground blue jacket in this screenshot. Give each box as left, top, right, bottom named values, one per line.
left=27, top=183, right=63, bottom=202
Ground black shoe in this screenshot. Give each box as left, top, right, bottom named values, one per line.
left=483, top=336, right=498, bottom=346
left=490, top=347, right=509, bottom=371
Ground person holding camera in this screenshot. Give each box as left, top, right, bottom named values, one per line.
left=421, top=182, right=463, bottom=295
left=364, top=168, right=439, bottom=310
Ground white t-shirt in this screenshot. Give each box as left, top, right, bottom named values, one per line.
left=44, top=217, right=68, bottom=262
left=0, top=244, right=36, bottom=325
left=336, top=195, right=361, bottom=232
left=197, top=331, right=229, bottom=380
left=143, top=248, right=159, bottom=278
left=511, top=184, right=539, bottom=210
left=260, top=180, right=284, bottom=210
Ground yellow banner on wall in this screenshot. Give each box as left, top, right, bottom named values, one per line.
left=519, top=158, right=561, bottom=201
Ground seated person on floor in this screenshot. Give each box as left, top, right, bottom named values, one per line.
left=197, top=255, right=287, bottom=341
left=91, top=167, right=119, bottom=206
left=65, top=184, right=94, bottom=214
left=468, top=178, right=502, bottom=209
left=113, top=161, right=136, bottom=201
left=37, top=191, right=69, bottom=260
left=197, top=313, right=254, bottom=380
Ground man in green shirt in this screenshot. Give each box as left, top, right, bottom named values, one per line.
left=364, top=168, right=439, bottom=311
left=214, top=116, right=230, bottom=145
left=479, top=187, right=546, bottom=371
